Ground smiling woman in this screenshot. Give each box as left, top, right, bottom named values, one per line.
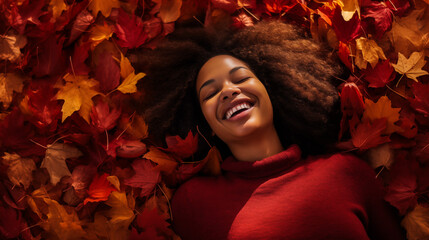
left=132, top=21, right=405, bottom=239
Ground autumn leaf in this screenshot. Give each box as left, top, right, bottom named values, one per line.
left=49, top=0, right=67, bottom=19
left=42, top=198, right=87, bottom=239
left=68, top=10, right=94, bottom=45
left=354, top=37, right=387, bottom=69
left=104, top=191, right=135, bottom=230
left=350, top=118, right=390, bottom=150
left=41, top=143, right=83, bottom=185
left=32, top=36, right=66, bottom=77
left=90, top=100, right=121, bottom=132
left=366, top=143, right=394, bottom=169
left=0, top=31, right=27, bottom=62
left=392, top=52, right=429, bottom=82
left=134, top=208, right=171, bottom=238
left=0, top=72, right=25, bottom=109
left=95, top=51, right=120, bottom=93
left=119, top=53, right=134, bottom=79
left=158, top=0, right=183, bottom=23
left=385, top=153, right=418, bottom=215
left=71, top=165, right=98, bottom=191
left=2, top=153, right=35, bottom=189
left=337, top=0, right=360, bottom=21
left=401, top=204, right=429, bottom=240
left=362, top=60, right=395, bottom=88
left=0, top=206, right=29, bottom=239
left=115, top=9, right=148, bottom=48
left=117, top=72, right=145, bottom=94
left=409, top=82, right=429, bottom=118
left=162, top=130, right=199, bottom=158
left=56, top=73, right=100, bottom=122
left=200, top=146, right=222, bottom=176
left=144, top=146, right=178, bottom=174
left=331, top=6, right=362, bottom=43
left=117, top=140, right=148, bottom=158
left=124, top=159, right=161, bottom=197
left=232, top=12, right=254, bottom=29
left=84, top=173, right=118, bottom=205
left=362, top=96, right=401, bottom=134
left=89, top=22, right=114, bottom=48
left=119, top=114, right=149, bottom=139
left=88, top=0, right=120, bottom=17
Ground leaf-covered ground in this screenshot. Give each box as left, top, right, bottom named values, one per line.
left=0, top=0, right=428, bottom=239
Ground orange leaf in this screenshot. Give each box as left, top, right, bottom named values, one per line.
left=84, top=173, right=118, bottom=205
left=158, top=0, right=183, bottom=23
left=0, top=72, right=25, bottom=109
left=351, top=118, right=390, bottom=150
left=362, top=96, right=401, bottom=134
left=401, top=204, right=429, bottom=240
left=144, top=146, right=178, bottom=174
left=88, top=0, right=120, bottom=17
left=200, top=146, right=222, bottom=176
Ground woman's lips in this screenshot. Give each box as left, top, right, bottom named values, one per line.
left=222, top=100, right=255, bottom=120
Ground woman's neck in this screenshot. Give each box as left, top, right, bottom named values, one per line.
left=227, top=125, right=284, bottom=162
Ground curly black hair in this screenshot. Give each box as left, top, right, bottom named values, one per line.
left=131, top=21, right=344, bottom=157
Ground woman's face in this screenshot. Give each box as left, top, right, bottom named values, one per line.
left=196, top=55, right=274, bottom=143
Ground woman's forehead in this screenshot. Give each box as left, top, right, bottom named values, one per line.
left=196, top=55, right=248, bottom=86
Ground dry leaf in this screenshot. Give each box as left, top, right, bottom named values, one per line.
left=366, top=143, right=394, bottom=169
left=49, top=0, right=67, bottom=19
left=362, top=96, right=401, bottom=134
left=0, top=32, right=27, bottom=62
left=117, top=72, right=145, bottom=94
left=355, top=37, right=387, bottom=69
left=159, top=0, right=183, bottom=23
left=119, top=53, right=134, bottom=79
left=0, top=73, right=25, bottom=109
left=2, top=152, right=36, bottom=189
left=336, top=0, right=360, bottom=21
left=401, top=204, right=429, bottom=240
left=392, top=51, right=429, bottom=82
left=41, top=143, right=83, bottom=185
left=88, top=0, right=120, bottom=17
left=89, top=22, right=114, bottom=48
left=56, top=73, right=100, bottom=122
left=144, top=146, right=178, bottom=174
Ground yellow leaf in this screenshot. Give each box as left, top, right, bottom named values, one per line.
left=366, top=143, right=394, bottom=169
left=107, top=175, right=121, bottom=191
left=355, top=37, right=387, bottom=69
left=89, top=22, right=113, bottom=48
left=0, top=72, right=25, bottom=109
left=392, top=51, right=429, bottom=82
left=2, top=152, right=36, bottom=189
left=120, top=114, right=148, bottom=139
left=49, top=0, right=67, bottom=19
left=88, top=0, right=120, bottom=17
left=144, top=146, right=178, bottom=174
left=56, top=73, right=100, bottom=122
left=117, top=72, right=145, bottom=94
left=41, top=143, right=82, bottom=185
left=158, top=0, right=182, bottom=23
left=42, top=198, right=87, bottom=240
left=401, top=204, right=429, bottom=240
left=362, top=96, right=401, bottom=135
left=119, top=53, right=134, bottom=79
left=101, top=191, right=135, bottom=239
left=336, top=0, right=360, bottom=21
left=0, top=31, right=27, bottom=62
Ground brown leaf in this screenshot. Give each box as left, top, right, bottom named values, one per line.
left=2, top=153, right=35, bottom=189
left=366, top=143, right=394, bottom=169
left=88, top=0, right=120, bottom=17
left=362, top=96, right=401, bottom=134
left=41, top=143, right=82, bottom=185
left=158, top=0, right=183, bottom=23
left=0, top=31, right=27, bottom=62
left=401, top=204, right=429, bottom=240
left=392, top=51, right=429, bottom=82
left=355, top=37, right=387, bottom=69
left=0, top=73, right=25, bottom=109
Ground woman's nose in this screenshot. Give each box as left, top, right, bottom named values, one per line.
left=220, top=83, right=241, bottom=101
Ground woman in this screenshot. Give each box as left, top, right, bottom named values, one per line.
left=133, top=21, right=404, bottom=239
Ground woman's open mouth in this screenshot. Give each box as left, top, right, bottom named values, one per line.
left=223, top=101, right=255, bottom=120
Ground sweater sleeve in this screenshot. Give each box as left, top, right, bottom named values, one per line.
left=340, top=154, right=406, bottom=240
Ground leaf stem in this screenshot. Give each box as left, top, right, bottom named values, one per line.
left=395, top=74, right=405, bottom=87
left=242, top=6, right=260, bottom=21
left=386, top=84, right=407, bottom=99
left=157, top=184, right=173, bottom=221
left=196, top=125, right=212, bottom=148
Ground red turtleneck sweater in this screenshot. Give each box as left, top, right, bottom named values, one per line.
left=171, top=145, right=404, bottom=240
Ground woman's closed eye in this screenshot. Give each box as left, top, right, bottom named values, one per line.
left=203, top=90, right=218, bottom=101
left=234, top=76, right=251, bottom=84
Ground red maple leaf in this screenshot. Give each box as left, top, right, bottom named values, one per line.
left=331, top=6, right=362, bottom=43
left=135, top=208, right=170, bottom=234
left=31, top=35, right=67, bottom=77
left=385, top=152, right=418, bottom=215
left=84, top=173, right=118, bottom=205
left=69, top=42, right=91, bottom=75
left=124, top=159, right=161, bottom=197
left=90, top=100, right=121, bottom=132
left=161, top=130, right=198, bottom=159
left=361, top=1, right=393, bottom=39
left=0, top=206, right=31, bottom=239
left=351, top=118, right=390, bottom=150
left=115, top=9, right=148, bottom=48
left=362, top=60, right=395, bottom=88
left=116, top=139, right=148, bottom=158
left=409, top=82, right=429, bottom=118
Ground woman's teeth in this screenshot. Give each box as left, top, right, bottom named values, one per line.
left=225, top=102, right=251, bottom=120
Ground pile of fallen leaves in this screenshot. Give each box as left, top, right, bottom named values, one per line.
left=0, top=0, right=428, bottom=239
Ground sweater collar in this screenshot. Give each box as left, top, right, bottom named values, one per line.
left=221, top=144, right=302, bottom=178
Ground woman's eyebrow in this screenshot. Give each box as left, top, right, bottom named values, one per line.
left=199, top=79, right=215, bottom=95
left=229, top=66, right=247, bottom=74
